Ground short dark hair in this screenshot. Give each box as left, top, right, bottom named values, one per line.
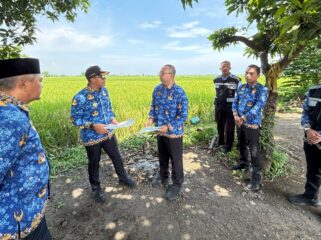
left=247, top=64, right=260, bottom=75
left=221, top=61, right=231, bottom=66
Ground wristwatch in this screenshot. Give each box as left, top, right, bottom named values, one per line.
left=304, top=127, right=310, bottom=134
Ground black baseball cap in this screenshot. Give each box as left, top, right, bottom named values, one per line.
left=85, top=65, right=109, bottom=80
left=0, top=58, right=40, bottom=79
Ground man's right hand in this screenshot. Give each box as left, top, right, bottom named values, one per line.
left=93, top=124, right=109, bottom=134
left=145, top=118, right=153, bottom=127
left=306, top=129, right=321, bottom=145
left=234, top=116, right=243, bottom=127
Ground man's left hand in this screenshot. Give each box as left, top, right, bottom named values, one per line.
left=111, top=119, right=119, bottom=125
left=159, top=125, right=168, bottom=133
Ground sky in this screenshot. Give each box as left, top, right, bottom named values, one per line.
left=24, top=0, right=260, bottom=75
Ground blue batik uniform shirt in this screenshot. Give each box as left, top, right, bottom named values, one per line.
left=232, top=82, right=268, bottom=126
left=301, top=85, right=321, bottom=135
left=0, top=93, right=49, bottom=239
left=149, top=83, right=188, bottom=138
left=71, top=86, right=115, bottom=146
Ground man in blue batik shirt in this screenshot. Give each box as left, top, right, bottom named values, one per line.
left=232, top=64, right=268, bottom=191
left=288, top=84, right=321, bottom=207
left=71, top=65, right=136, bottom=204
left=145, top=64, right=188, bottom=201
left=0, top=58, right=51, bottom=239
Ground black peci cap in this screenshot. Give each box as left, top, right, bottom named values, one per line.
left=0, top=58, right=40, bottom=79
left=85, top=65, right=110, bottom=80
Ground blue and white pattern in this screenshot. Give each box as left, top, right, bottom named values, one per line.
left=232, top=83, right=268, bottom=126
left=0, top=93, right=49, bottom=239
left=149, top=83, right=188, bottom=137
left=301, top=85, right=321, bottom=134
left=71, top=86, right=115, bottom=146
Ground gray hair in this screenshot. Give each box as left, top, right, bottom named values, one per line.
left=164, top=64, right=176, bottom=75
left=0, top=74, right=39, bottom=91
left=0, top=76, right=21, bottom=91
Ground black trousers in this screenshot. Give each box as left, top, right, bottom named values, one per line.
left=215, top=109, right=235, bottom=151
left=238, top=125, right=263, bottom=183
left=85, top=135, right=128, bottom=190
left=303, top=142, right=321, bottom=200
left=24, top=216, right=51, bottom=240
left=157, top=136, right=184, bottom=187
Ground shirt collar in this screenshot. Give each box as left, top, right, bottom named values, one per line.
left=162, top=83, right=176, bottom=90
left=245, top=82, right=258, bottom=89
left=86, top=85, right=102, bottom=93
left=0, top=92, right=30, bottom=112
left=221, top=74, right=230, bottom=81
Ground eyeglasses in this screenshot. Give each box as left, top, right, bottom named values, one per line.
left=245, top=71, right=256, bottom=76
left=159, top=71, right=173, bottom=75
left=93, top=75, right=106, bottom=80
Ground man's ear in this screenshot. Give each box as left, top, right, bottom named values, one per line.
left=15, top=77, right=27, bottom=89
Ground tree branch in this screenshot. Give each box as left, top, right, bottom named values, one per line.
left=259, top=52, right=271, bottom=74
left=226, top=35, right=262, bottom=52
left=279, top=45, right=305, bottom=69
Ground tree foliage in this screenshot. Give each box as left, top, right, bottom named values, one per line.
left=282, top=41, right=321, bottom=87
left=0, top=0, right=90, bottom=58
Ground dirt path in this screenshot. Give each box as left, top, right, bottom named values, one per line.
left=47, top=113, right=321, bottom=240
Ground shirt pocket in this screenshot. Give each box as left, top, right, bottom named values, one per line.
left=308, top=97, right=320, bottom=107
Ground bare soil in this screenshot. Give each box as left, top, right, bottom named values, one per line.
left=47, top=113, right=321, bottom=240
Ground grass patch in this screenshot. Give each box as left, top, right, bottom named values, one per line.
left=266, top=150, right=290, bottom=180
left=47, top=146, right=87, bottom=177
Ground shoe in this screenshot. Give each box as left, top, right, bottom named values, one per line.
left=119, top=177, right=136, bottom=188
left=288, top=194, right=321, bottom=207
left=214, top=144, right=224, bottom=150
left=152, top=174, right=169, bottom=188
left=165, top=185, right=181, bottom=201
left=244, top=182, right=260, bottom=191
left=231, top=163, right=247, bottom=171
left=92, top=189, right=106, bottom=203
left=222, top=146, right=231, bottom=153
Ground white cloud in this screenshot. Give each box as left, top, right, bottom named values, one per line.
left=189, top=7, right=227, bottom=18
left=163, top=41, right=203, bottom=51
left=167, top=21, right=211, bottom=38
left=24, top=26, right=113, bottom=53
left=139, top=20, right=162, bottom=29
left=163, top=41, right=213, bottom=54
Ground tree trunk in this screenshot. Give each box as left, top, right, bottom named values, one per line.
left=260, top=64, right=281, bottom=172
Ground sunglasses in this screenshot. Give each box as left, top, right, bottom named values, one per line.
left=93, top=75, right=106, bottom=80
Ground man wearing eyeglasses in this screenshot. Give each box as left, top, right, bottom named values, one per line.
left=145, top=64, right=188, bottom=201
left=71, top=65, right=136, bottom=203
left=232, top=64, right=268, bottom=191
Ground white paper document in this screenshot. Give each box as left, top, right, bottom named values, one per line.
left=105, top=119, right=134, bottom=130
left=139, top=126, right=162, bottom=134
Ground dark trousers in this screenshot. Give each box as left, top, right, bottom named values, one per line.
left=85, top=135, right=128, bottom=190
left=157, top=136, right=184, bottom=187
left=238, top=125, right=263, bottom=183
left=303, top=142, right=321, bottom=200
left=24, top=217, right=51, bottom=240
left=215, top=109, right=235, bottom=151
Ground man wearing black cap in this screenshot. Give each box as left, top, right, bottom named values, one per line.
left=0, top=58, right=52, bottom=239
left=71, top=65, right=136, bottom=203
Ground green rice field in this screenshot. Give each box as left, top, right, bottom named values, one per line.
left=30, top=75, right=216, bottom=149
